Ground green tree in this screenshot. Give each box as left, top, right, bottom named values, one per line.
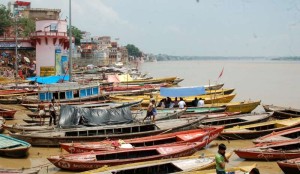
left=0, top=4, right=12, bottom=36
left=18, top=17, right=35, bottom=37
left=68, top=26, right=83, bottom=45
left=126, top=44, right=142, bottom=57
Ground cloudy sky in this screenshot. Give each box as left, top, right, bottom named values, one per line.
left=2, top=0, right=300, bottom=57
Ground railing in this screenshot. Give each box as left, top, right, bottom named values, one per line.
left=30, top=31, right=67, bottom=37
left=0, top=37, right=31, bottom=41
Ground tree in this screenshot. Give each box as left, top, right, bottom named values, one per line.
left=68, top=26, right=83, bottom=45
left=0, top=4, right=12, bottom=36
left=18, top=17, right=35, bottom=37
left=126, top=44, right=142, bottom=58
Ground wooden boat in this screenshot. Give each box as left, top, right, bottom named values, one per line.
left=60, top=126, right=223, bottom=153
left=184, top=107, right=226, bottom=114
left=207, top=100, right=261, bottom=113
left=21, top=100, right=110, bottom=109
left=0, top=168, right=39, bottom=174
left=10, top=117, right=204, bottom=146
left=0, top=90, right=37, bottom=104
left=18, top=82, right=107, bottom=104
left=26, top=112, right=50, bottom=119
left=277, top=158, right=300, bottom=174
left=0, top=89, right=36, bottom=95
left=119, top=76, right=178, bottom=85
left=133, top=109, right=187, bottom=121
left=110, top=93, right=236, bottom=106
left=200, top=113, right=271, bottom=128
left=81, top=152, right=232, bottom=174
left=220, top=117, right=300, bottom=140
left=253, top=127, right=300, bottom=144
left=101, top=83, right=169, bottom=92
left=0, top=108, right=17, bottom=120
left=180, top=112, right=241, bottom=119
left=48, top=141, right=208, bottom=171
left=23, top=118, right=50, bottom=124
left=0, top=134, right=31, bottom=158
left=262, top=104, right=289, bottom=112
left=205, top=88, right=234, bottom=95
left=180, top=164, right=257, bottom=174
left=273, top=108, right=300, bottom=119
left=0, top=116, right=5, bottom=133
left=3, top=123, right=55, bottom=133
left=203, top=83, right=224, bottom=90
left=235, top=139, right=300, bottom=161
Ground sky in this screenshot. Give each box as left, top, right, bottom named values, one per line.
left=1, top=0, right=300, bottom=57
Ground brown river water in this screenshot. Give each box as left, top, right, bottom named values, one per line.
left=1, top=60, right=300, bottom=173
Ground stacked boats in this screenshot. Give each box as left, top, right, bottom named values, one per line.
left=2, top=69, right=298, bottom=173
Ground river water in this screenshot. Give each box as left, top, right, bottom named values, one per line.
left=1, top=59, right=300, bottom=173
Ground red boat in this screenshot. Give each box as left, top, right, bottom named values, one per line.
left=235, top=139, right=300, bottom=161
left=180, top=112, right=241, bottom=119
left=0, top=108, right=17, bottom=120
left=60, top=126, right=223, bottom=153
left=253, top=127, right=300, bottom=144
left=277, top=158, right=300, bottom=174
left=48, top=140, right=208, bottom=171
left=0, top=89, right=36, bottom=95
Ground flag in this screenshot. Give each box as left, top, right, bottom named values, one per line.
left=218, top=67, right=224, bottom=79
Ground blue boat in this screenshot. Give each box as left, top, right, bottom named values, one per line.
left=0, top=134, right=31, bottom=158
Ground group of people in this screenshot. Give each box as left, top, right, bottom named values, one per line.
left=38, top=98, right=60, bottom=126
left=192, top=97, right=205, bottom=107
left=157, top=97, right=190, bottom=109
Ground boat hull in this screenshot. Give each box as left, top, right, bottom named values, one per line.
left=277, top=160, right=300, bottom=174
left=235, top=149, right=300, bottom=161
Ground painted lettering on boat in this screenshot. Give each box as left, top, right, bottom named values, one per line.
left=58, top=161, right=71, bottom=169
left=257, top=154, right=273, bottom=159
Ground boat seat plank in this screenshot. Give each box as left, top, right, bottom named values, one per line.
left=172, top=158, right=213, bottom=171
left=0, top=137, right=22, bottom=149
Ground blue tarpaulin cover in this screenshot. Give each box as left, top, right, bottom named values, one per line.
left=27, top=75, right=69, bottom=84
left=160, top=86, right=206, bottom=97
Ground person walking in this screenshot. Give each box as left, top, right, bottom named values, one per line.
left=143, top=99, right=156, bottom=123
left=49, top=99, right=57, bottom=126
left=215, top=143, right=229, bottom=174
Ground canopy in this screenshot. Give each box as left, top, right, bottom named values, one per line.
left=160, top=86, right=206, bottom=97
left=59, top=105, right=133, bottom=128
left=27, top=75, right=69, bottom=84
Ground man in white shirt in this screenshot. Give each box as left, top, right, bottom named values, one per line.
left=178, top=97, right=186, bottom=109
left=197, top=98, right=205, bottom=107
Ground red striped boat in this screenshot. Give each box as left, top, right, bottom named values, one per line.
left=0, top=108, right=17, bottom=120
left=235, top=139, right=300, bottom=161
left=48, top=140, right=209, bottom=171
left=277, top=158, right=300, bottom=174
left=60, top=126, right=223, bottom=153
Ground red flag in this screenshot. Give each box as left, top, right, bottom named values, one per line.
left=218, top=67, right=224, bottom=79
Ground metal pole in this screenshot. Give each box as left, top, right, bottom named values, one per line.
left=68, top=0, right=73, bottom=81
left=15, top=17, right=18, bottom=81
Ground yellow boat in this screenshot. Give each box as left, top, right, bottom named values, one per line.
left=180, top=163, right=257, bottom=174
left=81, top=153, right=233, bottom=174
left=206, top=100, right=261, bottom=113
left=110, top=93, right=236, bottom=106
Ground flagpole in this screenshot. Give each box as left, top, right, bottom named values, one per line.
left=68, top=0, right=72, bottom=82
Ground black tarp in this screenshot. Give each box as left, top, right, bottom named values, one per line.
left=59, top=105, right=133, bottom=128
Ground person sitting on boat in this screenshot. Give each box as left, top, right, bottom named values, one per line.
left=178, top=97, right=186, bottom=109
left=38, top=101, right=46, bottom=125
left=192, top=97, right=199, bottom=107
left=173, top=97, right=179, bottom=108
left=165, top=97, right=172, bottom=108
left=143, top=99, right=156, bottom=123
left=215, top=143, right=229, bottom=174
left=157, top=98, right=166, bottom=108
left=197, top=98, right=205, bottom=107
left=49, top=98, right=57, bottom=126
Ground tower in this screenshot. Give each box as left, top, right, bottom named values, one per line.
left=31, top=20, right=69, bottom=76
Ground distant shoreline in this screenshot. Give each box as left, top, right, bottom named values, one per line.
left=154, top=56, right=300, bottom=61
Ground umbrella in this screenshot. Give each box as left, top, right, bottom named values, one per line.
left=24, top=57, right=30, bottom=63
